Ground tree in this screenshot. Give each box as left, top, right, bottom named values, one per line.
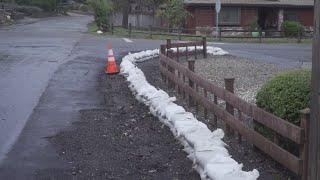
left=111, top=0, right=129, bottom=28
left=87, top=0, right=112, bottom=32
left=157, top=0, right=190, bottom=28
left=144, top=0, right=166, bottom=26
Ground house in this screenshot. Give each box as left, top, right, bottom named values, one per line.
left=184, top=0, right=314, bottom=32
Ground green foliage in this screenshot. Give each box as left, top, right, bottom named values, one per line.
left=256, top=70, right=311, bottom=123
left=87, top=0, right=112, bottom=32
left=249, top=20, right=259, bottom=31
left=31, top=0, right=57, bottom=11
left=157, top=0, right=191, bottom=28
left=79, top=4, right=89, bottom=12
left=255, top=70, right=311, bottom=153
left=16, top=0, right=55, bottom=11
left=281, top=21, right=303, bottom=37
left=196, top=26, right=213, bottom=35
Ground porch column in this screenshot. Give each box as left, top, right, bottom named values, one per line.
left=278, top=9, right=284, bottom=30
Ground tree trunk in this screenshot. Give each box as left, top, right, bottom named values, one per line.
left=122, top=4, right=129, bottom=28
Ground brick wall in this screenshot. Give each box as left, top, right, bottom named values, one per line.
left=297, top=8, right=314, bottom=27
left=240, top=7, right=258, bottom=27
left=185, top=6, right=314, bottom=30
left=195, top=7, right=215, bottom=27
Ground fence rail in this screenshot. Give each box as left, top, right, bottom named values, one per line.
left=111, top=23, right=313, bottom=43
left=159, top=39, right=310, bottom=179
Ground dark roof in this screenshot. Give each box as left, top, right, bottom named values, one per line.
left=184, top=0, right=314, bottom=7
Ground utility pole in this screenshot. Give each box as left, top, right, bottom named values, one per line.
left=309, top=0, right=320, bottom=179
left=215, top=0, right=221, bottom=39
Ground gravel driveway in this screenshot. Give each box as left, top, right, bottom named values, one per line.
left=183, top=55, right=303, bottom=104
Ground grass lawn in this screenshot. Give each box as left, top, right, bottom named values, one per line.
left=87, top=22, right=312, bottom=44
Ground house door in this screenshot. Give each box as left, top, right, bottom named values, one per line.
left=258, top=7, right=278, bottom=30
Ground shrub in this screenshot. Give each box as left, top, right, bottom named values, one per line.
left=255, top=70, right=311, bottom=153
left=281, top=21, right=303, bottom=37
left=16, top=5, right=43, bottom=16
left=16, top=0, right=57, bottom=11
left=87, top=0, right=111, bottom=32
left=32, top=0, right=56, bottom=11
left=79, top=4, right=89, bottom=12
left=196, top=26, right=213, bottom=35
left=249, top=20, right=259, bottom=31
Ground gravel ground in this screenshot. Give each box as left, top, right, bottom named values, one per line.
left=183, top=55, right=296, bottom=104
left=137, top=57, right=298, bottom=180
left=46, top=69, right=200, bottom=180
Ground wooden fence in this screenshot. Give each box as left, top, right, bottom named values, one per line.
left=111, top=23, right=313, bottom=43
left=159, top=40, right=310, bottom=180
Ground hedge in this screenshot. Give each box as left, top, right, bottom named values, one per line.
left=255, top=69, right=311, bottom=153
left=281, top=21, right=303, bottom=37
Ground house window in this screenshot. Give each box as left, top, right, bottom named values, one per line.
left=219, top=7, right=241, bottom=25
left=284, top=10, right=298, bottom=21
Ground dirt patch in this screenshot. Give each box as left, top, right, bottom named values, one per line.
left=48, top=69, right=200, bottom=179
left=137, top=57, right=298, bottom=180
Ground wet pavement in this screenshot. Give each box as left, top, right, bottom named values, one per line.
left=0, top=14, right=92, bottom=161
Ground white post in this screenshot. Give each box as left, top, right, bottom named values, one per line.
left=278, top=9, right=284, bottom=31
left=215, top=0, right=221, bottom=39
left=216, top=12, right=219, bottom=39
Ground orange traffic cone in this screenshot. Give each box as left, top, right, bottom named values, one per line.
left=105, top=45, right=119, bottom=74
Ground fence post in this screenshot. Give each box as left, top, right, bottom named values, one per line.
left=237, top=109, right=242, bottom=143
left=111, top=23, right=114, bottom=35
left=224, top=78, right=235, bottom=136
left=167, top=49, right=175, bottom=88
left=299, top=108, right=310, bottom=180
left=149, top=25, right=153, bottom=39
left=166, top=39, right=171, bottom=56
left=202, top=37, right=207, bottom=58
left=128, top=23, right=132, bottom=38
left=259, top=28, right=262, bottom=43
left=204, top=89, right=208, bottom=119
left=188, top=60, right=195, bottom=106
left=219, top=28, right=222, bottom=41
left=166, top=39, right=171, bottom=49
left=214, top=95, right=218, bottom=127
left=176, top=47, right=180, bottom=62
left=186, top=46, right=189, bottom=60
left=178, top=27, right=182, bottom=41
left=159, top=45, right=167, bottom=83
left=160, top=45, right=166, bottom=55
left=297, top=26, right=302, bottom=43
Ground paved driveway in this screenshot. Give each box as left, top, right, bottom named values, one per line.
left=0, top=14, right=92, bottom=161
left=0, top=15, right=164, bottom=179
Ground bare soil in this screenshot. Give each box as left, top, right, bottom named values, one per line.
left=48, top=68, right=200, bottom=180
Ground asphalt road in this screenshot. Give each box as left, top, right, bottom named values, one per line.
left=210, top=42, right=312, bottom=68
left=0, top=14, right=312, bottom=179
